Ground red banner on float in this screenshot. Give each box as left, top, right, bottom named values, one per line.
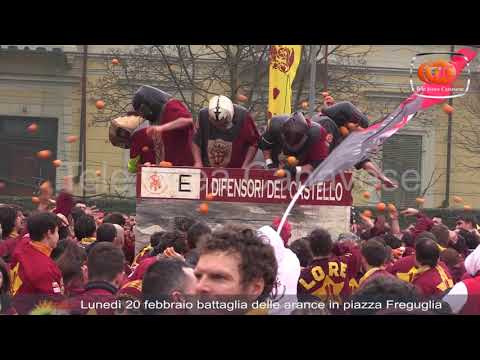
left=137, top=167, right=353, bottom=206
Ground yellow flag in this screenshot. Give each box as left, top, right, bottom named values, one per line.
left=268, top=45, right=302, bottom=119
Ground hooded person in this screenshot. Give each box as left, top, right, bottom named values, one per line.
left=192, top=95, right=260, bottom=169
left=109, top=85, right=194, bottom=172
left=258, top=112, right=329, bottom=176
left=257, top=225, right=301, bottom=314
left=443, top=244, right=480, bottom=314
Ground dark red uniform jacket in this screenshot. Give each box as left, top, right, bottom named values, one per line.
left=297, top=247, right=362, bottom=303
left=65, top=281, right=118, bottom=315
left=10, top=241, right=64, bottom=314
left=130, top=99, right=194, bottom=167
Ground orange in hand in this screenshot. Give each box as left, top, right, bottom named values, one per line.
left=159, top=161, right=173, bottom=167
left=275, top=169, right=286, bottom=177
left=287, top=156, right=298, bottom=166
left=339, top=126, right=349, bottom=137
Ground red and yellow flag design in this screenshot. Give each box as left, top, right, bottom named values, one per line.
left=268, top=45, right=302, bottom=120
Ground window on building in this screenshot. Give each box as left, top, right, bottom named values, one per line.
left=0, top=116, right=58, bottom=196
left=381, top=134, right=423, bottom=208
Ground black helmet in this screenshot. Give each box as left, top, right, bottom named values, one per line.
left=132, top=85, right=173, bottom=124
left=281, top=112, right=309, bottom=152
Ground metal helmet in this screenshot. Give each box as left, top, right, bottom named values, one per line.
left=208, top=95, right=234, bottom=129
left=132, top=85, right=173, bottom=124
left=281, top=112, right=310, bottom=152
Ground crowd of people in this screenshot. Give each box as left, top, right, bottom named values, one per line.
left=1, top=179, right=480, bottom=315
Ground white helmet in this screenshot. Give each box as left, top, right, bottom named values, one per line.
left=208, top=95, right=234, bottom=128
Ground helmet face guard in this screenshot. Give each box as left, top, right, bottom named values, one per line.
left=281, top=112, right=309, bottom=153
left=132, top=85, right=172, bottom=124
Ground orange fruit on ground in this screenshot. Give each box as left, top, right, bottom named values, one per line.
left=362, top=191, right=371, bottom=200
left=376, top=202, right=386, bottom=211
left=52, top=160, right=62, bottom=167
left=66, top=135, right=78, bottom=143
left=300, top=101, right=309, bottom=110
left=32, top=196, right=40, bottom=204
left=236, top=94, right=248, bottom=102
left=287, top=156, right=298, bottom=166
left=112, top=58, right=119, bottom=65
left=339, top=126, right=349, bottom=137
left=363, top=210, right=373, bottom=218
left=37, top=150, right=52, bottom=159
left=453, top=196, right=463, bottom=204
left=442, top=104, right=454, bottom=114
left=275, top=169, right=286, bottom=177
left=206, top=193, right=214, bottom=201
left=96, top=100, right=105, bottom=110
left=27, top=123, right=38, bottom=133
left=416, top=197, right=425, bottom=205
left=95, top=170, right=101, bottom=177
left=387, top=203, right=397, bottom=213
left=142, top=146, right=150, bottom=152
left=198, top=203, right=209, bottom=214
left=159, top=161, right=173, bottom=167
left=464, top=205, right=473, bottom=211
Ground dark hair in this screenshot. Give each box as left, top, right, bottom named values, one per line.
left=199, top=228, right=277, bottom=302
left=440, top=248, right=461, bottom=269
left=431, top=225, right=450, bottom=247
left=173, top=216, right=196, bottom=233
left=457, top=215, right=478, bottom=228
left=350, top=276, right=420, bottom=315
left=383, top=233, right=402, bottom=250
left=103, top=212, right=126, bottom=227
left=308, top=228, right=333, bottom=257
left=71, top=207, right=85, bottom=225
left=55, top=240, right=87, bottom=285
left=96, top=223, right=117, bottom=243
left=51, top=238, right=71, bottom=260
left=361, top=240, right=387, bottom=267
left=87, top=242, right=125, bottom=282
left=151, top=231, right=188, bottom=256
left=417, top=231, right=436, bottom=242
left=0, top=258, right=12, bottom=312
left=187, top=222, right=211, bottom=249
left=458, top=229, right=480, bottom=250
left=142, top=258, right=193, bottom=314
left=288, top=238, right=313, bottom=267
left=27, top=212, right=58, bottom=241
left=0, top=206, right=17, bottom=239
left=150, top=231, right=165, bottom=248
left=402, top=231, right=415, bottom=248
left=185, top=249, right=200, bottom=267
left=74, top=215, right=96, bottom=240
left=415, top=238, right=440, bottom=267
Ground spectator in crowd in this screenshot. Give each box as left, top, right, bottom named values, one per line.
left=141, top=257, right=197, bottom=315
left=0, top=258, right=16, bottom=314
left=358, top=240, right=394, bottom=288
left=65, top=242, right=125, bottom=315
left=288, top=238, right=313, bottom=268
left=195, top=226, right=277, bottom=314
left=187, top=222, right=211, bottom=250
left=10, top=212, right=63, bottom=314
left=55, top=240, right=87, bottom=297
left=297, top=228, right=362, bottom=303
left=0, top=205, right=25, bottom=260
left=74, top=215, right=96, bottom=248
